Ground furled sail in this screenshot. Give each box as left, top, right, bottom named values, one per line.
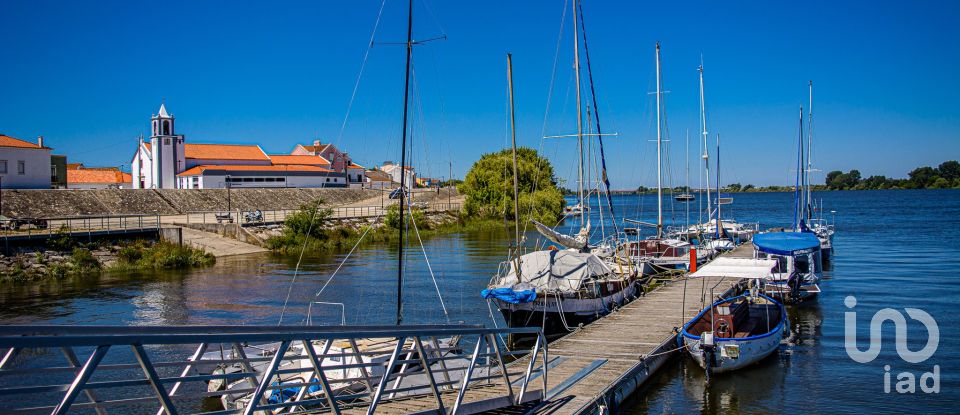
left=532, top=220, right=589, bottom=250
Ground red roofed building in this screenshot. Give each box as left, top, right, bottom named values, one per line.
left=67, top=167, right=133, bottom=189
left=291, top=140, right=365, bottom=187
left=0, top=134, right=54, bottom=189
left=131, top=105, right=349, bottom=189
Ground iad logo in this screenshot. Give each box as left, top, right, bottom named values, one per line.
left=844, top=295, right=940, bottom=393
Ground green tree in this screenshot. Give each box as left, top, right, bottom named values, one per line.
left=937, top=160, right=960, bottom=181
left=461, top=147, right=565, bottom=224
left=825, top=170, right=843, bottom=189
left=726, top=183, right=742, bottom=192
left=908, top=166, right=939, bottom=188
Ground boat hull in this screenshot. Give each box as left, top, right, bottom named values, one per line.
left=493, top=281, right=639, bottom=344
left=683, top=330, right=783, bottom=373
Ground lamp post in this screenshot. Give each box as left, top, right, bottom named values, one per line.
left=226, top=175, right=232, bottom=214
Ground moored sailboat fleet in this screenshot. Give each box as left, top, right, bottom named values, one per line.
left=481, top=0, right=838, bottom=382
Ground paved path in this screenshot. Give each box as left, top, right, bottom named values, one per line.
left=180, top=226, right=267, bottom=257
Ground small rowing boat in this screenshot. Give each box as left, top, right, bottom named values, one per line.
left=681, top=258, right=787, bottom=381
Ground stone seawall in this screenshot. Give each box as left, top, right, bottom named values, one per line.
left=1, top=188, right=381, bottom=218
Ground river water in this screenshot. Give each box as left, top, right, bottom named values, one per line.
left=1, top=190, right=957, bottom=413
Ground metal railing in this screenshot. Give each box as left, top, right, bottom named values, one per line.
left=0, top=324, right=547, bottom=415
left=0, top=214, right=162, bottom=237
left=182, top=203, right=463, bottom=225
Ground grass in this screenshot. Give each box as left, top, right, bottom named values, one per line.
left=108, top=240, right=215, bottom=271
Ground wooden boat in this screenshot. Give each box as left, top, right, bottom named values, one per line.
left=681, top=258, right=787, bottom=379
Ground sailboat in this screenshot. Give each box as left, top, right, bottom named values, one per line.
left=679, top=63, right=755, bottom=249
left=755, top=104, right=824, bottom=303
left=802, top=81, right=835, bottom=261
left=621, top=43, right=708, bottom=276
left=483, top=2, right=640, bottom=342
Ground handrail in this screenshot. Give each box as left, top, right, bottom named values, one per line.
left=0, top=324, right=547, bottom=415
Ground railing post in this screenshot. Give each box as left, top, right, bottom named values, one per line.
left=413, top=337, right=446, bottom=414
left=299, top=339, right=341, bottom=415
left=488, top=333, right=515, bottom=403
left=53, top=345, right=109, bottom=415
left=131, top=344, right=178, bottom=415
left=451, top=335, right=486, bottom=415
left=242, top=340, right=290, bottom=415
left=366, top=336, right=406, bottom=415
left=517, top=332, right=542, bottom=404
left=60, top=347, right=108, bottom=415
left=156, top=343, right=208, bottom=415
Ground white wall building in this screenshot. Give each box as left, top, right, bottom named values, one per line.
left=379, top=162, right=416, bottom=189
left=131, top=104, right=349, bottom=189
left=0, top=134, right=52, bottom=189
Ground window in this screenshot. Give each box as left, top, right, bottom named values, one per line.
left=164, top=138, right=170, bottom=145
left=17, top=161, right=25, bottom=175
left=254, top=177, right=264, bottom=182
left=0, top=160, right=7, bottom=174
left=276, top=177, right=286, bottom=182
left=242, top=178, right=253, bottom=182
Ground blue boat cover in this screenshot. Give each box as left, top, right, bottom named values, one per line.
left=753, top=232, right=820, bottom=256
left=481, top=288, right=537, bottom=304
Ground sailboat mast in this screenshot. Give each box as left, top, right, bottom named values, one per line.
left=807, top=80, right=814, bottom=221
left=396, top=0, right=413, bottom=326
left=699, top=64, right=711, bottom=228
left=507, top=53, right=521, bottom=251
left=573, top=0, right=585, bottom=229
left=715, top=133, right=721, bottom=238
left=655, top=42, right=663, bottom=237
left=685, top=129, right=690, bottom=229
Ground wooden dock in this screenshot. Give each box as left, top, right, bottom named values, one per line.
left=309, top=244, right=756, bottom=414
left=522, top=243, right=756, bottom=414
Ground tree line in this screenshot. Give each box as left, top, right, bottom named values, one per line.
left=825, top=160, right=959, bottom=190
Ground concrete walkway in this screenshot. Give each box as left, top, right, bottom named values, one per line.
left=180, top=227, right=267, bottom=257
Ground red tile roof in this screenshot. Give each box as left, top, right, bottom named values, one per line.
left=178, top=164, right=333, bottom=176
left=143, top=143, right=269, bottom=161
left=268, top=154, right=331, bottom=166
left=0, top=134, right=49, bottom=149
left=68, top=169, right=132, bottom=184
left=348, top=163, right=365, bottom=169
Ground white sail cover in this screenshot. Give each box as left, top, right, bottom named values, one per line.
left=500, top=250, right=612, bottom=292
left=689, top=257, right=777, bottom=279
left=532, top=220, right=588, bottom=250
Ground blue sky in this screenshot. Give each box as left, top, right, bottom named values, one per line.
left=1, top=0, right=957, bottom=187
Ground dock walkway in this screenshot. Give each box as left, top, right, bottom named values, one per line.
left=522, top=243, right=756, bottom=414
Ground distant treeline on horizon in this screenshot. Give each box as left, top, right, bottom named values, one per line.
left=565, top=160, right=960, bottom=195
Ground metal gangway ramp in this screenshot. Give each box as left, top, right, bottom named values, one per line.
left=0, top=325, right=548, bottom=415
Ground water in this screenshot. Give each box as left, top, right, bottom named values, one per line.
left=1, top=189, right=958, bottom=413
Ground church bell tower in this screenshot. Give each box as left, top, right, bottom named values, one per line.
left=149, top=103, right=186, bottom=188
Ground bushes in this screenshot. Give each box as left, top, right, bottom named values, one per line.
left=112, top=241, right=215, bottom=270
left=385, top=204, right=426, bottom=230
left=460, top=147, right=565, bottom=224
left=284, top=201, right=332, bottom=239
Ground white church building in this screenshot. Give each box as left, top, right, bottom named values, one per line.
left=131, top=105, right=350, bottom=189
